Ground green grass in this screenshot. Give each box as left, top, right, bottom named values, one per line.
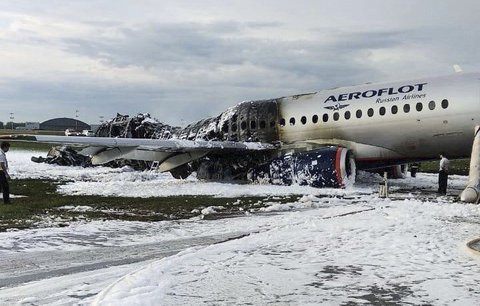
left=0, top=129, right=472, bottom=230
left=10, top=142, right=55, bottom=151
left=0, top=129, right=62, bottom=151
left=0, top=179, right=300, bottom=232
left=418, top=159, right=470, bottom=175
left=0, top=129, right=64, bottom=136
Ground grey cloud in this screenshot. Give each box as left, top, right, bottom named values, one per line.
left=0, top=78, right=169, bottom=122
left=5, top=22, right=415, bottom=124
left=61, top=21, right=399, bottom=83
left=4, top=14, right=479, bottom=125
left=63, top=22, right=245, bottom=68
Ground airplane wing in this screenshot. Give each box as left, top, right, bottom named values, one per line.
left=0, top=134, right=277, bottom=172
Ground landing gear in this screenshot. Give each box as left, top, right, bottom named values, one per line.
left=170, top=164, right=193, bottom=179
left=460, top=125, right=480, bottom=203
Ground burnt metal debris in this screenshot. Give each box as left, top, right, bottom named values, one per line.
left=32, top=113, right=179, bottom=170
left=31, top=146, right=91, bottom=167
left=32, top=100, right=281, bottom=175
left=30, top=101, right=354, bottom=188
left=95, top=113, right=180, bottom=140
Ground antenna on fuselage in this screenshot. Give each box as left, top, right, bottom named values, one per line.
left=453, top=64, right=463, bottom=73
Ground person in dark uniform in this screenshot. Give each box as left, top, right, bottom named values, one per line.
left=0, top=142, right=11, bottom=204
left=438, top=152, right=449, bottom=195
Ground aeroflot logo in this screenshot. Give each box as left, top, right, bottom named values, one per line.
left=324, top=83, right=427, bottom=103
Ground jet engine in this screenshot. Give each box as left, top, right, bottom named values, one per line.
left=251, top=147, right=356, bottom=188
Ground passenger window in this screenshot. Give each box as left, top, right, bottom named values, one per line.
left=344, top=111, right=351, bottom=120
left=391, top=105, right=398, bottom=114
left=416, top=102, right=423, bottom=112
left=289, top=117, right=296, bottom=126
left=260, top=120, right=266, bottom=129
left=301, top=116, right=307, bottom=125
left=428, top=101, right=435, bottom=110
left=379, top=107, right=386, bottom=116
left=333, top=112, right=339, bottom=121
left=356, top=109, right=362, bottom=118
left=323, top=113, right=329, bottom=122
left=442, top=99, right=449, bottom=109
left=241, top=121, right=247, bottom=130
left=222, top=124, right=229, bottom=133
left=367, top=108, right=374, bottom=117
left=403, top=104, right=410, bottom=113
left=279, top=118, right=286, bottom=126
left=312, top=115, right=318, bottom=124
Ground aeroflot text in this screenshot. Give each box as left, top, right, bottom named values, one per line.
left=324, top=83, right=427, bottom=103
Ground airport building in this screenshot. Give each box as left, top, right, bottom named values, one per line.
left=40, top=118, right=91, bottom=131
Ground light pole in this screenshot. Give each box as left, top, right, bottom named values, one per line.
left=75, top=110, right=79, bottom=131
left=9, top=112, right=14, bottom=131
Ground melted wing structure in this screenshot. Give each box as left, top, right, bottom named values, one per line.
left=0, top=134, right=276, bottom=172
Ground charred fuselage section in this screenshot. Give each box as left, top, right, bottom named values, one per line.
left=95, top=99, right=281, bottom=143
left=92, top=100, right=282, bottom=179
left=175, top=99, right=281, bottom=181
left=33, top=99, right=355, bottom=188
left=95, top=113, right=181, bottom=140
left=177, top=99, right=280, bottom=143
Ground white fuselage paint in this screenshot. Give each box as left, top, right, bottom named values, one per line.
left=276, top=73, right=480, bottom=163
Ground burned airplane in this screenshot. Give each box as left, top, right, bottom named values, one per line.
left=3, top=72, right=480, bottom=198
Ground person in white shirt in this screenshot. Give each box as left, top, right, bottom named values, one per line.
left=438, top=152, right=449, bottom=195
left=0, top=142, right=11, bottom=204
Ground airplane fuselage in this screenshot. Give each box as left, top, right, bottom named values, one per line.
left=6, top=72, right=479, bottom=187
left=276, top=73, right=479, bottom=167
left=89, top=72, right=480, bottom=173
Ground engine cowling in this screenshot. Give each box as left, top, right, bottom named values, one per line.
left=251, top=147, right=356, bottom=188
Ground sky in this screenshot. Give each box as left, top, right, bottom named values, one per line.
left=0, top=0, right=479, bottom=125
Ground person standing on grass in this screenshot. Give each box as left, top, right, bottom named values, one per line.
left=0, top=142, right=11, bottom=204
left=438, top=152, right=449, bottom=195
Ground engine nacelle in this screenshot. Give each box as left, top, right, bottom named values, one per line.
left=251, top=147, right=356, bottom=188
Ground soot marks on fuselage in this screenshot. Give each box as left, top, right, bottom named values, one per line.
left=178, top=99, right=281, bottom=143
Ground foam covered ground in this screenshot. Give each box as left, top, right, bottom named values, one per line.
left=0, top=150, right=478, bottom=305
